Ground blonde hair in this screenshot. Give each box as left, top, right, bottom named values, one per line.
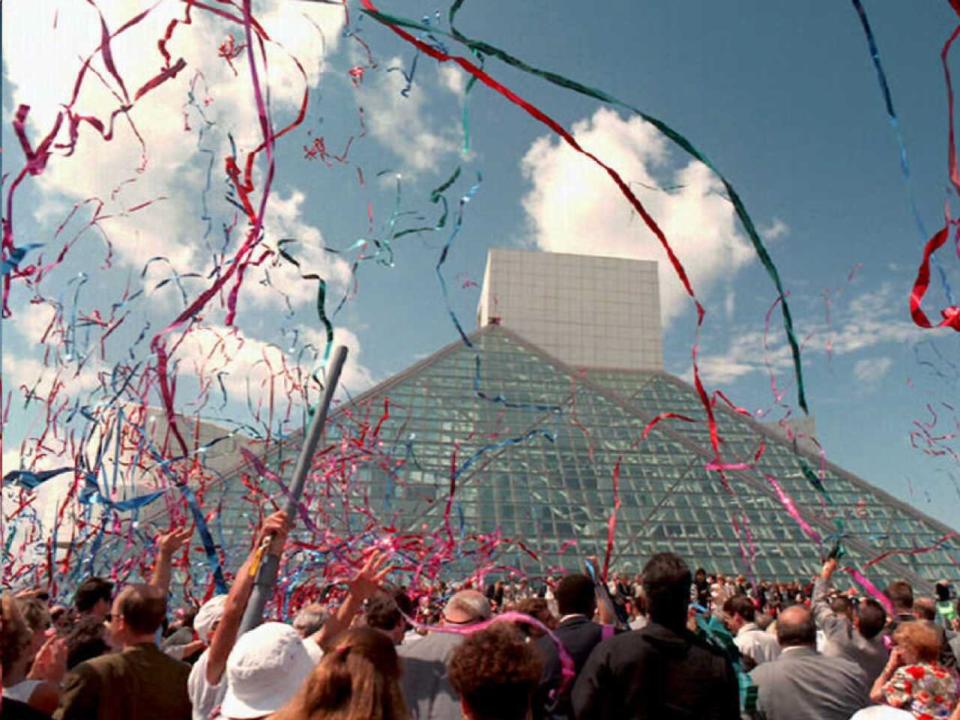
left=271, top=627, right=408, bottom=720
left=894, top=621, right=941, bottom=664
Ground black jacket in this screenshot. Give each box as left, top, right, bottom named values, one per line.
left=534, top=616, right=607, bottom=719
left=571, top=622, right=740, bottom=720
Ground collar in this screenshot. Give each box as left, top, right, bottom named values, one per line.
left=123, top=641, right=159, bottom=653
left=559, top=614, right=589, bottom=624
left=781, top=645, right=818, bottom=656
left=737, top=622, right=760, bottom=636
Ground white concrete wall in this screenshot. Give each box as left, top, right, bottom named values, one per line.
left=477, top=248, right=663, bottom=371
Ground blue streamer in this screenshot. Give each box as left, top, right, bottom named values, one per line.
left=851, top=0, right=954, bottom=303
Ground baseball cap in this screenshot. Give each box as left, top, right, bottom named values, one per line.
left=220, top=622, right=322, bottom=719
left=194, top=595, right=228, bottom=644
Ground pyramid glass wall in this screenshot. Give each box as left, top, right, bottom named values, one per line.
left=135, top=325, right=960, bottom=589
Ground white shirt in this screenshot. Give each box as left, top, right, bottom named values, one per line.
left=188, top=649, right=227, bottom=720
left=735, top=622, right=781, bottom=665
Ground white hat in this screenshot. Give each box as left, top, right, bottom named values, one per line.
left=220, top=622, right=322, bottom=719
left=194, top=595, right=228, bottom=644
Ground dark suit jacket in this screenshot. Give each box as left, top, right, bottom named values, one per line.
left=571, top=622, right=740, bottom=720
left=534, top=616, right=606, bottom=719
left=54, top=643, right=190, bottom=720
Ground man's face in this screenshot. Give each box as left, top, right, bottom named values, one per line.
left=723, top=612, right=744, bottom=633
left=105, top=596, right=124, bottom=649
left=91, top=596, right=111, bottom=622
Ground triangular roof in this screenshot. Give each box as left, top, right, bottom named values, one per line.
left=196, top=324, right=956, bottom=588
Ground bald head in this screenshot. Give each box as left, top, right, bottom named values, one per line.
left=776, top=605, right=816, bottom=648
left=443, top=590, right=491, bottom=625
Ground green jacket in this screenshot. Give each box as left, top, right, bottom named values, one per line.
left=55, top=643, right=190, bottom=720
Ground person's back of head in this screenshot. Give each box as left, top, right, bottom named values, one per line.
left=722, top=594, right=756, bottom=623
left=831, top=595, right=854, bottom=621
left=892, top=620, right=940, bottom=664
left=448, top=624, right=543, bottom=720
left=776, top=605, right=816, bottom=648
left=111, top=583, right=166, bottom=644
left=886, top=580, right=913, bottom=613
left=1, top=593, right=32, bottom=674
left=273, top=627, right=407, bottom=720
left=856, top=599, right=887, bottom=641
left=292, top=602, right=329, bottom=638
left=66, top=615, right=110, bottom=669
left=642, top=552, right=691, bottom=630
left=443, top=590, right=491, bottom=625
left=554, top=574, right=596, bottom=618
left=74, top=576, right=114, bottom=616
left=364, top=593, right=406, bottom=645
left=913, top=596, right=936, bottom=622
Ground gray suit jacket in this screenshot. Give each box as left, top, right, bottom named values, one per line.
left=813, top=577, right=889, bottom=684
left=749, top=646, right=869, bottom=720
left=399, top=631, right=464, bottom=720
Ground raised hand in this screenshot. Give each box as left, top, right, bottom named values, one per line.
left=256, top=511, right=291, bottom=555
left=28, top=633, right=68, bottom=684
left=157, top=526, right=193, bottom=557
left=821, top=557, right=838, bottom=580
left=349, top=549, right=393, bottom=601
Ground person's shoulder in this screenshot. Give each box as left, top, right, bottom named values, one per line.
left=399, top=630, right=461, bottom=659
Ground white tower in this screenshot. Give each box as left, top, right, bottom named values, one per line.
left=477, top=248, right=663, bottom=371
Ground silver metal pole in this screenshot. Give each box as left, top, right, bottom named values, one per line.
left=239, top=345, right=348, bottom=634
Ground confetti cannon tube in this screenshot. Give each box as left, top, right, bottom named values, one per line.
left=239, top=345, right=349, bottom=634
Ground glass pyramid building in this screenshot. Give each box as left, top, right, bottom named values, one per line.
left=194, top=322, right=957, bottom=588
left=116, top=250, right=958, bottom=593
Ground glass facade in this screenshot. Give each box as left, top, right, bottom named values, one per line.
left=136, top=325, right=960, bottom=589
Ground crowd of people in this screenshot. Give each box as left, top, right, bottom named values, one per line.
left=3, top=511, right=960, bottom=719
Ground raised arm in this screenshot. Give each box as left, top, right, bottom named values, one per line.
left=204, top=511, right=290, bottom=685
left=149, top=526, right=194, bottom=597
left=811, top=558, right=836, bottom=629
left=311, top=550, right=391, bottom=651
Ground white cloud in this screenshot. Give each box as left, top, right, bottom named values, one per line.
left=177, top=323, right=374, bottom=408
left=760, top=217, right=790, bottom=242
left=853, top=357, right=893, bottom=384
left=692, top=284, right=923, bottom=385
left=520, top=108, right=755, bottom=324
left=438, top=64, right=466, bottom=96
left=358, top=58, right=459, bottom=173
left=237, top=190, right=353, bottom=314
left=3, top=0, right=345, bottom=274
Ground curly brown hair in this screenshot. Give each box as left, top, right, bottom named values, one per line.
left=447, top=624, right=543, bottom=720
left=894, top=621, right=941, bottom=664
left=1, top=593, right=32, bottom=672
left=271, top=627, right=408, bottom=720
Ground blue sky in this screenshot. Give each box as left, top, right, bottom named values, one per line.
left=2, top=0, right=960, bottom=536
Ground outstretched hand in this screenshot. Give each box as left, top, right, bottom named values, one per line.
left=28, top=633, right=67, bottom=684
left=157, top=526, right=193, bottom=557
left=348, top=549, right=393, bottom=601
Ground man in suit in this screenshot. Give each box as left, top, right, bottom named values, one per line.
left=55, top=584, right=190, bottom=720
left=749, top=605, right=869, bottom=720
left=399, top=589, right=491, bottom=720
left=534, top=573, right=609, bottom=719
left=571, top=552, right=740, bottom=720
left=813, top=558, right=888, bottom=684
